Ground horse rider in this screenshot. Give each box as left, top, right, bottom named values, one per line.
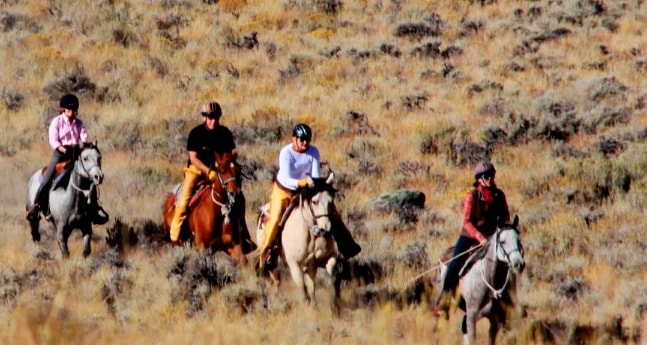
left=169, top=101, right=255, bottom=252
left=258, top=123, right=362, bottom=269
left=26, top=94, right=109, bottom=225
left=433, top=161, right=510, bottom=318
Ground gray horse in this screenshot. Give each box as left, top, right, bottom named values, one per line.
left=459, top=216, right=524, bottom=345
left=25, top=141, right=104, bottom=258
left=435, top=216, right=525, bottom=345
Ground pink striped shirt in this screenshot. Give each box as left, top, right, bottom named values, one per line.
left=48, top=113, right=88, bottom=150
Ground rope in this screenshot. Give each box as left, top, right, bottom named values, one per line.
left=404, top=243, right=484, bottom=285
left=481, top=263, right=510, bottom=299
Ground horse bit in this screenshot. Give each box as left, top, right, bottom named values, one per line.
left=481, top=229, right=520, bottom=299
left=210, top=169, right=238, bottom=223
left=300, top=194, right=332, bottom=238
left=70, top=155, right=101, bottom=205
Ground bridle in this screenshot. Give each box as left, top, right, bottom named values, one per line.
left=299, top=190, right=333, bottom=238
left=70, top=147, right=103, bottom=204
left=209, top=162, right=239, bottom=223
left=481, top=227, right=522, bottom=298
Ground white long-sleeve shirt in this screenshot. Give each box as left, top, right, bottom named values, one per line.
left=276, top=143, right=320, bottom=190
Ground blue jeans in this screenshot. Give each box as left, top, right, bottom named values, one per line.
left=442, top=235, right=479, bottom=292
left=34, top=150, right=69, bottom=205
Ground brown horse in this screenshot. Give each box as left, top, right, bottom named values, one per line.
left=163, top=152, right=253, bottom=266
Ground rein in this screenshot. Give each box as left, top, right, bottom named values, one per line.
left=209, top=168, right=239, bottom=223
left=70, top=154, right=101, bottom=204
left=405, top=243, right=484, bottom=285
left=480, top=229, right=518, bottom=299
left=299, top=192, right=332, bottom=237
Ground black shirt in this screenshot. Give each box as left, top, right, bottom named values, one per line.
left=186, top=124, right=235, bottom=168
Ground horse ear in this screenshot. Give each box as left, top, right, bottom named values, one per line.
left=93, top=139, right=98, bottom=147
left=325, top=172, right=334, bottom=185
left=512, top=215, right=519, bottom=229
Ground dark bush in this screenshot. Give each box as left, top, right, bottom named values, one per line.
left=394, top=23, right=442, bottom=41
left=42, top=66, right=97, bottom=101
left=1, top=88, right=24, bottom=111
left=411, top=41, right=441, bottom=59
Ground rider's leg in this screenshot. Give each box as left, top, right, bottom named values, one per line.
left=27, top=150, right=66, bottom=220
left=433, top=235, right=478, bottom=317
left=330, top=209, right=361, bottom=259
left=258, top=182, right=291, bottom=267
left=169, top=164, right=202, bottom=244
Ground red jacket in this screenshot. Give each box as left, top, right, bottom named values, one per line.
left=461, top=186, right=510, bottom=242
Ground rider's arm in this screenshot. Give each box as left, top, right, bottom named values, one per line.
left=48, top=116, right=64, bottom=151
left=276, top=147, right=300, bottom=190
left=462, top=192, right=487, bottom=244
left=188, top=151, right=209, bottom=175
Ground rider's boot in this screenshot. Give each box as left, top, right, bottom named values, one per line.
left=432, top=289, right=453, bottom=319
left=26, top=203, right=41, bottom=221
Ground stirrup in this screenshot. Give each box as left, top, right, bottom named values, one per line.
left=26, top=204, right=41, bottom=221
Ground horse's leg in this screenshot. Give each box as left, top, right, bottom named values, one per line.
left=326, top=257, right=342, bottom=315
left=303, top=263, right=317, bottom=304
left=57, top=224, right=71, bottom=259
left=81, top=224, right=92, bottom=258
left=229, top=244, right=248, bottom=267
left=488, top=316, right=499, bottom=345
left=463, top=307, right=478, bottom=345
left=29, top=219, right=40, bottom=242
left=286, top=260, right=308, bottom=302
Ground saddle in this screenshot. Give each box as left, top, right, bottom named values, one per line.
left=259, top=194, right=301, bottom=232
left=39, top=160, right=73, bottom=190
left=171, top=180, right=210, bottom=209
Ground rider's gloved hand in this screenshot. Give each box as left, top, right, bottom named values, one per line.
left=59, top=145, right=74, bottom=159
left=207, top=170, right=217, bottom=182
left=298, top=176, right=315, bottom=188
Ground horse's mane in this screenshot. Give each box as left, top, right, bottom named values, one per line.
left=299, top=177, right=336, bottom=199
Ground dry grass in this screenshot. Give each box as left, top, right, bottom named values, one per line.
left=1, top=0, right=647, bottom=344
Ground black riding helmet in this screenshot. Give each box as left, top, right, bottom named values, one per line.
left=60, top=94, right=79, bottom=111
left=292, top=123, right=312, bottom=142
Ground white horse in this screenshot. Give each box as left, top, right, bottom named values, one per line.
left=256, top=173, right=342, bottom=306
left=25, top=141, right=104, bottom=258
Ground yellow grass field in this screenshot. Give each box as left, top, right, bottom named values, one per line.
left=1, top=1, right=646, bottom=344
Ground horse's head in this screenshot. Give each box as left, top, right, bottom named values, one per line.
left=494, top=215, right=525, bottom=274
left=213, top=152, right=241, bottom=205
left=301, top=173, right=336, bottom=236
left=77, top=141, right=104, bottom=185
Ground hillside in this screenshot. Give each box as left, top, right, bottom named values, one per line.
left=1, top=0, right=646, bottom=344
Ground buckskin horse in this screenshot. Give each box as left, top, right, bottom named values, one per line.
left=435, top=216, right=525, bottom=345
left=25, top=141, right=105, bottom=259
left=163, top=152, right=254, bottom=266
left=256, top=173, right=342, bottom=308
